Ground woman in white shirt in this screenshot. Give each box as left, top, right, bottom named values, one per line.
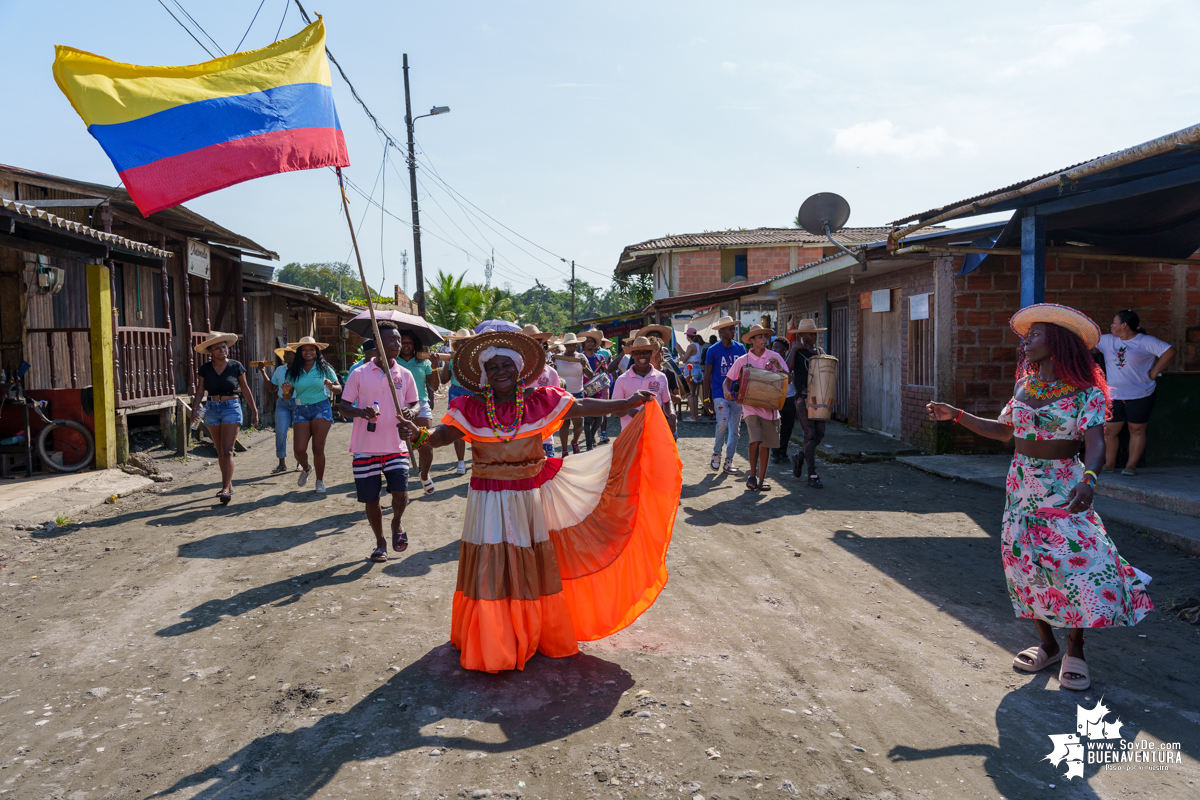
left=1095, top=310, right=1175, bottom=475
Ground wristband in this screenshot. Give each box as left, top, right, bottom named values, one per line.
left=412, top=428, right=431, bottom=449
left=1083, top=469, right=1097, bottom=480
left=954, top=409, right=964, bottom=424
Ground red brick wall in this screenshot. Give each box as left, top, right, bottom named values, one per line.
left=675, top=246, right=826, bottom=295
left=315, top=311, right=362, bottom=373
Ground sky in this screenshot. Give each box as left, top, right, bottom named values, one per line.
left=2, top=0, right=1199, bottom=296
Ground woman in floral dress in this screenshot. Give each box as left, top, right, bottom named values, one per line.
left=400, top=328, right=683, bottom=673
left=928, top=304, right=1152, bottom=691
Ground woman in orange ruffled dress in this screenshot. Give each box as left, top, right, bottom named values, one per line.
left=400, top=329, right=683, bottom=672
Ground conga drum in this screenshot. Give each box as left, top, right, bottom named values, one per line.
left=736, top=367, right=789, bottom=411
left=806, top=353, right=839, bottom=420
left=582, top=373, right=611, bottom=397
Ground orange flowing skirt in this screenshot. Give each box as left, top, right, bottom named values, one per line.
left=450, top=402, right=681, bottom=672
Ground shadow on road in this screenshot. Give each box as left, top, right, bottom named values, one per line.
left=153, top=645, right=633, bottom=799
left=382, top=539, right=460, bottom=578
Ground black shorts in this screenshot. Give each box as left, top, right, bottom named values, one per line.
left=1110, top=391, right=1156, bottom=425
left=352, top=453, right=410, bottom=503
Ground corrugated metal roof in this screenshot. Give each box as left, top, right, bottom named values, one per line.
left=0, top=197, right=171, bottom=258
left=623, top=226, right=900, bottom=252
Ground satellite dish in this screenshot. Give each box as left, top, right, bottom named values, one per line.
left=797, top=193, right=851, bottom=236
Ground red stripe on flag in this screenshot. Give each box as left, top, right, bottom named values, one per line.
left=119, top=127, right=349, bottom=216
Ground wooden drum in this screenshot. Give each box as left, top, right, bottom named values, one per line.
left=805, top=353, right=839, bottom=420
left=736, top=367, right=789, bottom=411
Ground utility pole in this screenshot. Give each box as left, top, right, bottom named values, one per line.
left=570, top=260, right=576, bottom=327
left=402, top=54, right=426, bottom=317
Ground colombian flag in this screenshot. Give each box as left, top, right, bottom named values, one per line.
left=53, top=20, right=349, bottom=216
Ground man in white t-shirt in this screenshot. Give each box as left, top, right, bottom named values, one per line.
left=1095, top=310, right=1175, bottom=475
left=611, top=337, right=672, bottom=432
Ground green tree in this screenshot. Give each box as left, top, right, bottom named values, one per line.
left=477, top=285, right=517, bottom=323
left=426, top=270, right=483, bottom=331
left=274, top=262, right=390, bottom=304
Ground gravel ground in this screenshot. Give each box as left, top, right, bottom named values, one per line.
left=1, top=420, right=1197, bottom=800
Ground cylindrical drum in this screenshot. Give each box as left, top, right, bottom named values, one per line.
left=736, top=367, right=789, bottom=411
left=806, top=354, right=839, bottom=420
left=582, top=372, right=611, bottom=397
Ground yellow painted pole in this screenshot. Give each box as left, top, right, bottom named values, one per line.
left=87, top=262, right=117, bottom=468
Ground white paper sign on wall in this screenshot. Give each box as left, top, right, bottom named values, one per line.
left=186, top=239, right=211, bottom=280
left=871, top=289, right=891, bottom=313
left=910, top=293, right=930, bottom=321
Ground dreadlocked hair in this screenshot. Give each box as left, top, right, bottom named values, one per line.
left=1017, top=322, right=1111, bottom=415
left=287, top=345, right=332, bottom=383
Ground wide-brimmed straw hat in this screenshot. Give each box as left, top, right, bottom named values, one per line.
left=451, top=330, right=547, bottom=393
left=741, top=323, right=774, bottom=344
left=602, top=337, right=615, bottom=349
left=287, top=335, right=329, bottom=351
left=1010, top=303, right=1101, bottom=349
left=636, top=324, right=673, bottom=342
left=522, top=324, right=552, bottom=342
left=194, top=331, right=239, bottom=354
left=622, top=335, right=656, bottom=354
left=578, top=329, right=604, bottom=345
left=273, top=345, right=295, bottom=362
left=788, top=318, right=827, bottom=333
left=712, top=315, right=738, bottom=330
left=557, top=332, right=586, bottom=346
left=446, top=328, right=474, bottom=340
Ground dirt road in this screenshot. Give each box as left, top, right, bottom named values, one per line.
left=1, top=421, right=1197, bottom=799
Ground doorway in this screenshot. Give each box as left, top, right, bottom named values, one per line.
left=860, top=288, right=901, bottom=437
left=828, top=300, right=849, bottom=421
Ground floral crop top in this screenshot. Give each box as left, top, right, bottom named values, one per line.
left=998, top=385, right=1106, bottom=442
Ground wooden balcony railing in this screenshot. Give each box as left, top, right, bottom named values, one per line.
left=117, top=326, right=174, bottom=407
left=25, top=328, right=92, bottom=390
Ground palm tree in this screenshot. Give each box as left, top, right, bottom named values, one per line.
left=477, top=285, right=517, bottom=323
left=426, top=270, right=482, bottom=331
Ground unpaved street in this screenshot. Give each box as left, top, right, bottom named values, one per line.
left=1, top=422, right=1197, bottom=800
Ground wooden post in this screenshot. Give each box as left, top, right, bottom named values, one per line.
left=87, top=262, right=118, bottom=469
left=161, top=405, right=177, bottom=452
left=203, top=277, right=211, bottom=332
left=184, top=272, right=194, bottom=394
left=115, top=412, right=129, bottom=464
left=175, top=398, right=188, bottom=456
left=1020, top=212, right=1045, bottom=308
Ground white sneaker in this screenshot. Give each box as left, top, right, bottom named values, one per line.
left=298, top=467, right=311, bottom=487
left=456, top=461, right=466, bottom=475
left=315, top=479, right=326, bottom=494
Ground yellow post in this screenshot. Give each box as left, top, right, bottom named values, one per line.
left=88, top=262, right=117, bottom=468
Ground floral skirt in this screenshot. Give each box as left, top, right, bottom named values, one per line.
left=1002, top=453, right=1152, bottom=628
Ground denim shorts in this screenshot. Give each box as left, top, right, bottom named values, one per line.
left=203, top=398, right=243, bottom=426
left=415, top=399, right=433, bottom=421
left=293, top=398, right=333, bottom=424
left=448, top=385, right=472, bottom=402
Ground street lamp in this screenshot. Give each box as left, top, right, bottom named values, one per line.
left=402, top=53, right=450, bottom=318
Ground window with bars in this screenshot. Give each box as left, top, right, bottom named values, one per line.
left=909, top=295, right=934, bottom=386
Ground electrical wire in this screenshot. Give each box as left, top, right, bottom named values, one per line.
left=378, top=148, right=387, bottom=297
left=169, top=0, right=226, bottom=55
left=235, top=0, right=268, bottom=52
left=154, top=0, right=215, bottom=58
left=274, top=0, right=289, bottom=42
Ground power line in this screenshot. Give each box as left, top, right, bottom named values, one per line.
left=234, top=0, right=268, bottom=53
left=154, top=0, right=215, bottom=58
left=169, top=0, right=226, bottom=55
left=274, top=0, right=290, bottom=41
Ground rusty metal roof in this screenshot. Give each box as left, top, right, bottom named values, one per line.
left=0, top=197, right=171, bottom=258
left=623, top=226, right=899, bottom=253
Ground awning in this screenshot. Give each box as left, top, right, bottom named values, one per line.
left=649, top=280, right=769, bottom=315
left=0, top=197, right=171, bottom=259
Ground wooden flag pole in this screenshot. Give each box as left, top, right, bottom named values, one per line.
left=335, top=167, right=405, bottom=429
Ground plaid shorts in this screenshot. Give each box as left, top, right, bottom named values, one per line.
left=352, top=452, right=410, bottom=503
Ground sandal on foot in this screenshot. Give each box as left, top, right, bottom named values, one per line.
left=1059, top=656, right=1091, bottom=690
left=392, top=528, right=408, bottom=553
left=270, top=464, right=288, bottom=475
left=745, top=475, right=759, bottom=492
left=1120, top=469, right=1136, bottom=476
left=217, top=490, right=232, bottom=505
left=758, top=480, right=772, bottom=491
left=422, top=477, right=436, bottom=496
left=1013, top=645, right=1062, bottom=673
left=369, top=548, right=388, bottom=563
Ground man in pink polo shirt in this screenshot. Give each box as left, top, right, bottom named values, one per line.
left=611, top=336, right=673, bottom=432
left=339, top=322, right=419, bottom=563
left=724, top=324, right=788, bottom=492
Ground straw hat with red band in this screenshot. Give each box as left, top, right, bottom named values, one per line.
left=194, top=331, right=239, bottom=354
left=451, top=330, right=547, bottom=394
left=1009, top=303, right=1101, bottom=349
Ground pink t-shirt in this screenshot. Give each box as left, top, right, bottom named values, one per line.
left=341, top=359, right=419, bottom=455
left=532, top=365, right=561, bottom=389
left=611, top=366, right=670, bottom=429
left=726, top=349, right=788, bottom=420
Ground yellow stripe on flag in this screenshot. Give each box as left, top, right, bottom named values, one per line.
left=53, top=19, right=332, bottom=127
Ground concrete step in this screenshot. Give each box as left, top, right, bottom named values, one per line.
left=897, top=455, right=1200, bottom=556
left=1093, top=469, right=1200, bottom=518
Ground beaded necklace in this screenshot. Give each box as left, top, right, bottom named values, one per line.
left=484, top=381, right=527, bottom=442
left=1024, top=375, right=1077, bottom=401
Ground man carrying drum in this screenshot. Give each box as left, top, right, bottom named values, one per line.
left=724, top=324, right=788, bottom=492
left=787, top=318, right=828, bottom=488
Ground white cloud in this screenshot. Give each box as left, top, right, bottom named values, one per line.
left=720, top=61, right=738, bottom=74
left=832, top=120, right=977, bottom=160
left=997, top=23, right=1128, bottom=79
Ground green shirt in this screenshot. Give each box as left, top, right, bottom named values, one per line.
left=398, top=355, right=434, bottom=402
left=289, top=363, right=337, bottom=405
